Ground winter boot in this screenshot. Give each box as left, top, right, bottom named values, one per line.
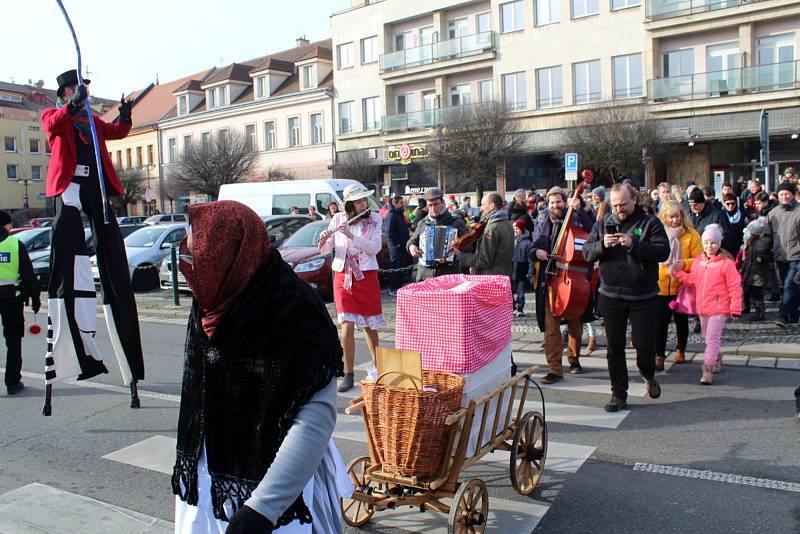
left=337, top=373, right=355, bottom=393
left=712, top=354, right=723, bottom=373
left=700, top=365, right=714, bottom=385
left=673, top=349, right=686, bottom=364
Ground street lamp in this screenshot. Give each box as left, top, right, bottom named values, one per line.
left=19, top=178, right=30, bottom=209
left=143, top=163, right=155, bottom=214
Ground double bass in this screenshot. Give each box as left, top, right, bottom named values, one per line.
left=545, top=169, right=595, bottom=319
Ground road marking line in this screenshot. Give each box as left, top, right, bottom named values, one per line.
left=5, top=368, right=181, bottom=403
left=633, top=463, right=800, bottom=493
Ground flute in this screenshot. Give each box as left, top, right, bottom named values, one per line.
left=320, top=209, right=372, bottom=242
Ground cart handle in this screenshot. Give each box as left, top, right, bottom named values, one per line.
left=374, top=371, right=423, bottom=391
left=345, top=400, right=365, bottom=415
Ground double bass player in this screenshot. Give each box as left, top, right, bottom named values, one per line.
left=531, top=187, right=595, bottom=384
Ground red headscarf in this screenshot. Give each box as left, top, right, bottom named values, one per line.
left=180, top=201, right=269, bottom=338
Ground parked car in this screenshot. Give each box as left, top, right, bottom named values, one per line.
left=143, top=213, right=187, bottom=225
left=14, top=228, right=51, bottom=253
left=9, top=226, right=34, bottom=235
left=29, top=225, right=144, bottom=290
left=92, top=223, right=187, bottom=291
left=28, top=217, right=54, bottom=227
left=117, top=216, right=149, bottom=225
left=218, top=179, right=380, bottom=219
left=277, top=219, right=395, bottom=301
left=159, top=216, right=312, bottom=292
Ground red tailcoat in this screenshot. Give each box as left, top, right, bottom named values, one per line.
left=41, top=105, right=131, bottom=198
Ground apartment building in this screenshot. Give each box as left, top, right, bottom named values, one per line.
left=1, top=81, right=115, bottom=212
left=332, top=0, right=800, bottom=194
left=157, top=38, right=336, bottom=203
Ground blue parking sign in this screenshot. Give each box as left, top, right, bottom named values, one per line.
left=565, top=153, right=578, bottom=172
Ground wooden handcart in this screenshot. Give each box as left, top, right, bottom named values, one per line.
left=341, top=366, right=547, bottom=533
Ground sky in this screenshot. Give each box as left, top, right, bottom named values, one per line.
left=3, top=0, right=350, bottom=99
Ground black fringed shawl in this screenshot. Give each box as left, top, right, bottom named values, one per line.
left=172, top=249, right=344, bottom=525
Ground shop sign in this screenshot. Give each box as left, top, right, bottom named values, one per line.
left=405, top=186, right=433, bottom=195
left=388, top=143, right=429, bottom=165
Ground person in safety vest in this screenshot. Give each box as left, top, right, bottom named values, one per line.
left=0, top=210, right=41, bottom=395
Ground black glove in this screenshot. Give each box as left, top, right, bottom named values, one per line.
left=68, top=84, right=88, bottom=113
left=225, top=506, right=274, bottom=534
left=119, top=94, right=133, bottom=122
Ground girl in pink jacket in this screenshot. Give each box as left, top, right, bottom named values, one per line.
left=673, top=224, right=742, bottom=385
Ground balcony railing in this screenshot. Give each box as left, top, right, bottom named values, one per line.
left=379, top=31, right=496, bottom=73
left=646, top=0, right=769, bottom=21
left=647, top=61, right=799, bottom=102
left=382, top=101, right=497, bottom=133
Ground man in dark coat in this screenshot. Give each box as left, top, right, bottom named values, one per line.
left=384, top=196, right=410, bottom=295
left=508, top=189, right=535, bottom=233
left=688, top=187, right=731, bottom=249
left=583, top=184, right=669, bottom=412
left=407, top=188, right=467, bottom=281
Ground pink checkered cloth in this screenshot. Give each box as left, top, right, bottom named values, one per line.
left=395, top=274, right=513, bottom=374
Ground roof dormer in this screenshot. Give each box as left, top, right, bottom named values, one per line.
left=295, top=46, right=333, bottom=91
left=173, top=79, right=204, bottom=116
left=200, top=63, right=252, bottom=110
left=249, top=58, right=294, bottom=100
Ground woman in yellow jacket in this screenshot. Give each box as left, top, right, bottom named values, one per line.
left=655, top=200, right=702, bottom=370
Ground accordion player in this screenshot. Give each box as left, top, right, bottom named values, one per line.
left=418, top=225, right=458, bottom=267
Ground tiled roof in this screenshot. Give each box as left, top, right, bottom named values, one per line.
left=0, top=80, right=114, bottom=113
left=202, top=63, right=254, bottom=86
left=296, top=45, right=333, bottom=62
left=250, top=58, right=294, bottom=74
left=173, top=79, right=204, bottom=93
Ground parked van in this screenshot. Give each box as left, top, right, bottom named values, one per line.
left=218, top=179, right=381, bottom=218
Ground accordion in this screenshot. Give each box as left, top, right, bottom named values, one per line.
left=419, top=225, right=458, bottom=267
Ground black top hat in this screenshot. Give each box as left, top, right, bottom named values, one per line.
left=56, top=69, right=90, bottom=97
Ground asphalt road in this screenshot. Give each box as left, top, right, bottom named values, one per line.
left=0, top=311, right=798, bottom=533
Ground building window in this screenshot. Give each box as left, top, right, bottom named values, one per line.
left=573, top=59, right=601, bottom=104
left=168, top=138, right=177, bottom=163
left=116, top=150, right=122, bottom=166
left=201, top=132, right=211, bottom=152
left=183, top=135, right=192, bottom=156
left=217, top=128, right=228, bottom=142
left=612, top=53, right=643, bottom=99
left=6, top=164, right=18, bottom=180
left=311, top=113, right=323, bottom=144
left=662, top=49, right=694, bottom=78
left=31, top=165, right=42, bottom=181
left=147, top=144, right=154, bottom=165
left=288, top=117, right=300, bottom=147
left=207, top=89, right=216, bottom=109
left=45, top=141, right=51, bottom=154
left=362, top=97, right=380, bottom=131
left=536, top=65, right=563, bottom=108
left=126, top=148, right=132, bottom=168
left=245, top=124, right=257, bottom=151
left=536, top=0, right=560, bottom=25
left=4, top=136, right=16, bottom=152
left=611, top=0, right=640, bottom=9
left=178, top=95, right=187, bottom=115
left=361, top=36, right=378, bottom=64
left=479, top=80, right=493, bottom=102
left=339, top=101, right=353, bottom=134
left=264, top=122, right=276, bottom=150
left=337, top=42, right=354, bottom=69
left=500, top=1, right=524, bottom=33
left=572, top=0, right=599, bottom=18
left=502, top=72, right=527, bottom=111
left=255, top=76, right=267, bottom=99
left=217, top=86, right=227, bottom=107
left=29, top=138, right=40, bottom=153
left=301, top=65, right=315, bottom=90
left=450, top=84, right=472, bottom=106
left=135, top=146, right=143, bottom=167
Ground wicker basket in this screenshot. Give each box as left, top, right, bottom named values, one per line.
left=361, top=371, right=464, bottom=478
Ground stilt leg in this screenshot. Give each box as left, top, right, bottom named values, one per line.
left=43, top=384, right=53, bottom=417
left=130, top=381, right=140, bottom=409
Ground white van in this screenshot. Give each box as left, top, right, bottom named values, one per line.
left=218, top=179, right=381, bottom=217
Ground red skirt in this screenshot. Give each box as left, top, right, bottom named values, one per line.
left=334, top=270, right=382, bottom=316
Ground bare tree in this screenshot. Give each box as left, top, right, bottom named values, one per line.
left=263, top=165, right=296, bottom=182
left=115, top=166, right=146, bottom=216
left=428, top=102, right=523, bottom=199
left=336, top=150, right=381, bottom=190
left=170, top=130, right=259, bottom=199
left=161, top=172, right=188, bottom=213
left=562, top=102, right=665, bottom=185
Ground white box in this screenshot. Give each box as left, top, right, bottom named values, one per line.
left=460, top=343, right=513, bottom=457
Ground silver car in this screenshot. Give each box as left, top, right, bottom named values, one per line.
left=91, top=223, right=188, bottom=291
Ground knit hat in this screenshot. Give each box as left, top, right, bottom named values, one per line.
left=591, top=186, right=605, bottom=201
left=701, top=223, right=723, bottom=245
left=513, top=219, right=526, bottom=231
left=702, top=186, right=715, bottom=198
left=0, top=210, right=10, bottom=227
left=777, top=181, right=797, bottom=195
left=546, top=186, right=567, bottom=202
left=747, top=220, right=765, bottom=236
left=689, top=187, right=706, bottom=203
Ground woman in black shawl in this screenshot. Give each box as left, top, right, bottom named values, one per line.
left=172, top=201, right=351, bottom=533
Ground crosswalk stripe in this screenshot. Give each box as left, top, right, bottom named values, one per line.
left=102, top=435, right=176, bottom=475
left=513, top=350, right=675, bottom=374
left=0, top=483, right=173, bottom=533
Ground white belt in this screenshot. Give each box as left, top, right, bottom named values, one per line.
left=74, top=164, right=90, bottom=177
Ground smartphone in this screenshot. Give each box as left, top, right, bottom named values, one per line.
left=605, top=221, right=620, bottom=235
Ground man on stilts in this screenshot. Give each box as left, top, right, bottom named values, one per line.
left=41, top=69, right=144, bottom=414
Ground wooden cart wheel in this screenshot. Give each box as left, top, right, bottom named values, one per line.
left=448, top=479, right=489, bottom=534
left=510, top=411, right=547, bottom=495
left=341, top=456, right=375, bottom=527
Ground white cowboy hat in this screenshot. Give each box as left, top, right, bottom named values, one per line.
left=342, top=183, right=374, bottom=203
